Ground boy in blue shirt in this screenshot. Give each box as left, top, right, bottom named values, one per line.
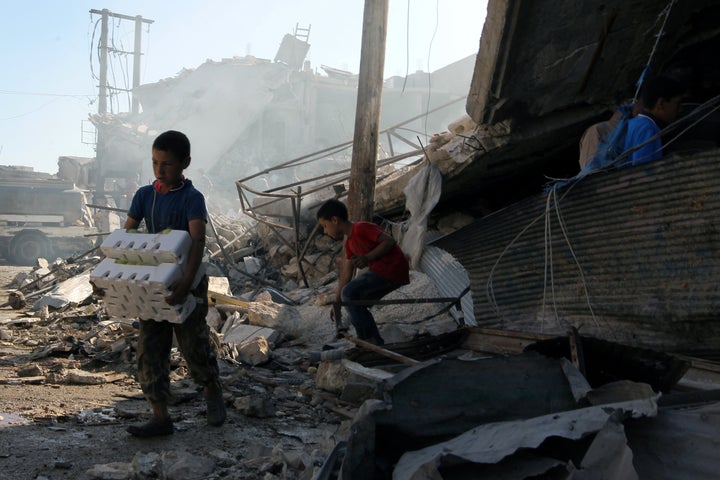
left=624, top=76, right=685, bottom=165
left=124, top=130, right=225, bottom=437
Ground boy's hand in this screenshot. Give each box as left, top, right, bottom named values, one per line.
left=89, top=280, right=106, bottom=297
left=165, top=281, right=190, bottom=306
left=351, top=255, right=369, bottom=268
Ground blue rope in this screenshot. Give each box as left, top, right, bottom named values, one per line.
left=633, top=0, right=676, bottom=100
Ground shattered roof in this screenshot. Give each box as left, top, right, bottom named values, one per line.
left=467, top=0, right=720, bottom=125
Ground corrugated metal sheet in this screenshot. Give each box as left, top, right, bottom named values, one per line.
left=431, top=148, right=720, bottom=355
left=419, top=245, right=476, bottom=325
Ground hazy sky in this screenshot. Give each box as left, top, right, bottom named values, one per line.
left=1, top=0, right=487, bottom=174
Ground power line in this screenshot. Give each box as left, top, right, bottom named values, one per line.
left=0, top=90, right=94, bottom=99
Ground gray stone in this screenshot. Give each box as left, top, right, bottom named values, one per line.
left=237, top=336, right=271, bottom=366
left=234, top=395, right=276, bottom=418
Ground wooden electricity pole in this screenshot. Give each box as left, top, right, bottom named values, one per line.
left=347, top=0, right=389, bottom=222
left=89, top=9, right=153, bottom=200
left=90, top=9, right=153, bottom=115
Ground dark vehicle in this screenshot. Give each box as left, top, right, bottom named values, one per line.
left=0, top=166, right=96, bottom=265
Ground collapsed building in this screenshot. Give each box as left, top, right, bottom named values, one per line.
left=3, top=0, right=720, bottom=479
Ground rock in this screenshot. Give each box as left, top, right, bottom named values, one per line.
left=206, top=448, right=235, bottom=468
left=86, top=461, right=132, bottom=480
left=234, top=395, right=276, bottom=418
left=205, top=307, right=223, bottom=331
left=223, top=319, right=279, bottom=345
left=130, top=452, right=161, bottom=478
left=65, top=369, right=107, bottom=385
left=244, top=256, right=264, bottom=275
left=208, top=275, right=232, bottom=296
left=315, top=361, right=349, bottom=393
left=447, top=114, right=477, bottom=135
left=246, top=298, right=302, bottom=337
left=160, top=451, right=215, bottom=480
left=8, top=291, right=26, bottom=310
left=314, top=234, right=336, bottom=251
left=237, top=336, right=271, bottom=366
left=16, top=364, right=44, bottom=377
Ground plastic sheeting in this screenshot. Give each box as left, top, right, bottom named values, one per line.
left=399, top=162, right=442, bottom=270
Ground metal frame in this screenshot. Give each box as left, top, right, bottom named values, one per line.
left=235, top=98, right=466, bottom=287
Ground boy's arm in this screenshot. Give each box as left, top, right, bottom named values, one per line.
left=165, top=217, right=205, bottom=305
left=124, top=216, right=140, bottom=230
left=350, top=232, right=396, bottom=269
left=336, top=257, right=355, bottom=300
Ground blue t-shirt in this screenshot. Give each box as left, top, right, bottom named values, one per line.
left=128, top=179, right=207, bottom=233
left=624, top=114, right=662, bottom=165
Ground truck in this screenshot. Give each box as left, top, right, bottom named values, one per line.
left=0, top=165, right=98, bottom=265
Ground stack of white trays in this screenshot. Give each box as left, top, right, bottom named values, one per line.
left=91, top=229, right=202, bottom=323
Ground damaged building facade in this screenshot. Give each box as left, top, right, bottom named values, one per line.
left=2, top=0, right=720, bottom=479
left=89, top=30, right=475, bottom=213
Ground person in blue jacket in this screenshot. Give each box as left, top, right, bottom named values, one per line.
left=624, top=76, right=685, bottom=165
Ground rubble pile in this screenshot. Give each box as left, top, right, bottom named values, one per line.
left=0, top=261, right=350, bottom=479
left=205, top=212, right=257, bottom=265
left=1, top=219, right=719, bottom=479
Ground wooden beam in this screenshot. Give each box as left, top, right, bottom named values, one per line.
left=347, top=0, right=389, bottom=221
left=344, top=337, right=420, bottom=366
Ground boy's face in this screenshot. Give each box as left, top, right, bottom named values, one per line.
left=152, top=148, right=187, bottom=188
left=653, top=95, right=684, bottom=125
left=319, top=216, right=342, bottom=240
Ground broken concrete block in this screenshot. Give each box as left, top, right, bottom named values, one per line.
left=64, top=369, right=107, bottom=385
left=237, top=336, right=271, bottom=366
left=447, top=114, right=477, bottom=135
left=281, top=261, right=301, bottom=280
left=315, top=360, right=350, bottom=394
left=314, top=234, right=336, bottom=251
left=246, top=298, right=302, bottom=337
left=243, top=256, right=263, bottom=275
left=205, top=306, right=223, bottom=331
left=223, top=321, right=279, bottom=346
left=208, top=276, right=232, bottom=296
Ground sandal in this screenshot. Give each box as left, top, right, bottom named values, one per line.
left=126, top=417, right=174, bottom=437
left=205, top=383, right=227, bottom=427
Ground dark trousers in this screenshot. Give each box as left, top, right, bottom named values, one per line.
left=341, top=270, right=402, bottom=342
left=136, top=276, right=219, bottom=403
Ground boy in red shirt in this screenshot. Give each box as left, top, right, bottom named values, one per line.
left=317, top=199, right=410, bottom=345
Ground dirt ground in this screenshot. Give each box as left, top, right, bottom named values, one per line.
left=0, top=265, right=347, bottom=480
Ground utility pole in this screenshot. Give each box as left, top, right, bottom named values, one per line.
left=98, top=10, right=108, bottom=114
left=90, top=9, right=154, bottom=115
left=132, top=15, right=144, bottom=114
left=347, top=0, right=389, bottom=221
left=89, top=9, right=153, bottom=203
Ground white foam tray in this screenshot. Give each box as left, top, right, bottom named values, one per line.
left=100, top=229, right=192, bottom=266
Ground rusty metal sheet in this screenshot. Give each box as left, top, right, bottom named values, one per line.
left=431, top=149, right=720, bottom=355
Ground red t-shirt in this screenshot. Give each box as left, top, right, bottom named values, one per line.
left=345, top=221, right=410, bottom=285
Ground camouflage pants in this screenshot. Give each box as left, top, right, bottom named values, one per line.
left=136, top=275, right=219, bottom=403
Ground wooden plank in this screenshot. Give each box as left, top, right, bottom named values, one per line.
left=208, top=290, right=250, bottom=308
left=461, top=327, right=551, bottom=354
left=344, top=337, right=420, bottom=366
